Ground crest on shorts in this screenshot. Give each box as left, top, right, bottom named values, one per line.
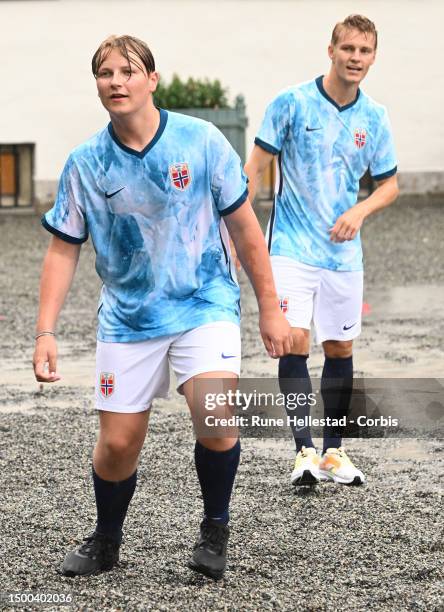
left=169, top=163, right=191, bottom=190
left=100, top=372, right=115, bottom=398
left=279, top=297, right=289, bottom=313
left=354, top=128, right=367, bottom=149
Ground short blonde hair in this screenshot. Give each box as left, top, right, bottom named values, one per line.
left=92, top=35, right=155, bottom=77
left=331, top=15, right=378, bottom=50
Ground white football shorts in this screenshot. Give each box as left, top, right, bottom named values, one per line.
left=271, top=255, right=363, bottom=344
left=95, top=321, right=241, bottom=413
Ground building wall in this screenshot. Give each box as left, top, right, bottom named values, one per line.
left=1, top=0, right=443, bottom=198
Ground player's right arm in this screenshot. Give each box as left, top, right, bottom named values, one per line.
left=245, top=91, right=291, bottom=204
left=244, top=146, right=275, bottom=204
left=33, top=236, right=81, bottom=383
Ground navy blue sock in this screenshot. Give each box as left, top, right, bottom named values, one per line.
left=194, top=439, right=240, bottom=525
left=279, top=354, right=315, bottom=452
left=92, top=467, right=137, bottom=540
left=321, top=356, right=353, bottom=453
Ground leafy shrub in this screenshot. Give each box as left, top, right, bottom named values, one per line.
left=154, top=74, right=230, bottom=109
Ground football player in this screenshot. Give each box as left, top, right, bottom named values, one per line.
left=33, top=34, right=291, bottom=580
left=245, top=15, right=399, bottom=486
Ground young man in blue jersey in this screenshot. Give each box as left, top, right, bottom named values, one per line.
left=245, top=15, right=399, bottom=486
left=32, top=35, right=291, bottom=580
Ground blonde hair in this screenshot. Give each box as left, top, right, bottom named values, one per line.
left=92, top=35, right=155, bottom=77
left=331, top=15, right=378, bottom=50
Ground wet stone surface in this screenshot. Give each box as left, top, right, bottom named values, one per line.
left=0, top=203, right=443, bottom=610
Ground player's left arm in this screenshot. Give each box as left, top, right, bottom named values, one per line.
left=329, top=174, right=399, bottom=243
left=230, top=145, right=276, bottom=271
left=224, top=200, right=292, bottom=358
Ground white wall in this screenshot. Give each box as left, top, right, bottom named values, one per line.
left=1, top=0, right=443, bottom=186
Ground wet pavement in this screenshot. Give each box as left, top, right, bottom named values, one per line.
left=0, top=202, right=443, bottom=610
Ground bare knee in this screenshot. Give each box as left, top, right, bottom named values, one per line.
left=290, top=328, right=310, bottom=355
left=323, top=340, right=353, bottom=359
left=96, top=411, right=148, bottom=460
left=98, top=432, right=143, bottom=463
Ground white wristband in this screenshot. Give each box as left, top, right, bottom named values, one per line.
left=35, top=331, right=56, bottom=340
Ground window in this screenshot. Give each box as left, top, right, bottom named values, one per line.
left=0, top=144, right=35, bottom=208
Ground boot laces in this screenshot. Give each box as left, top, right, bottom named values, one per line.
left=78, top=532, right=117, bottom=558
left=200, top=522, right=227, bottom=554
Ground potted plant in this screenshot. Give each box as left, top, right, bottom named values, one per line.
left=154, top=75, right=248, bottom=162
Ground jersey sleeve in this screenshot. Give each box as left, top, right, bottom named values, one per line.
left=42, top=155, right=89, bottom=243
left=254, top=92, right=292, bottom=155
left=209, top=124, right=248, bottom=216
left=369, top=108, right=398, bottom=181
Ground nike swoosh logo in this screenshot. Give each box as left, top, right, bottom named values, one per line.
left=221, top=353, right=237, bottom=359
left=306, top=126, right=322, bottom=132
left=343, top=323, right=357, bottom=331
left=105, top=187, right=125, bottom=199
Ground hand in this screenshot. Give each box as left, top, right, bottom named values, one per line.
left=259, top=307, right=292, bottom=358
left=329, top=207, right=365, bottom=243
left=33, top=336, right=61, bottom=383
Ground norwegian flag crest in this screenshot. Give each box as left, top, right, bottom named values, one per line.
left=354, top=128, right=367, bottom=149
left=279, top=297, right=289, bottom=313
left=100, top=372, right=115, bottom=398
left=169, top=163, right=191, bottom=190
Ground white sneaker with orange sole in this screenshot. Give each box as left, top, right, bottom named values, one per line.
left=319, top=447, right=365, bottom=486
left=290, top=446, right=321, bottom=486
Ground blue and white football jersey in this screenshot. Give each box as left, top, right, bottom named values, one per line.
left=43, top=109, right=248, bottom=342
left=255, top=77, right=397, bottom=271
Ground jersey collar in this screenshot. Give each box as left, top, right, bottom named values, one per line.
left=108, top=108, right=168, bottom=158
left=315, top=76, right=360, bottom=112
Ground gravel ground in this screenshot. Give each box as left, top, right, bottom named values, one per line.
left=0, top=202, right=443, bottom=611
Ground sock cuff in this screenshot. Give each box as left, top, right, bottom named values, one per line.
left=324, top=355, right=353, bottom=364
left=92, top=466, right=138, bottom=486
left=279, top=354, right=311, bottom=380
left=280, top=354, right=309, bottom=365
left=195, top=439, right=241, bottom=457
left=322, top=354, right=353, bottom=377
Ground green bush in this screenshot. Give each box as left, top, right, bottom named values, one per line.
left=154, top=74, right=230, bottom=109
